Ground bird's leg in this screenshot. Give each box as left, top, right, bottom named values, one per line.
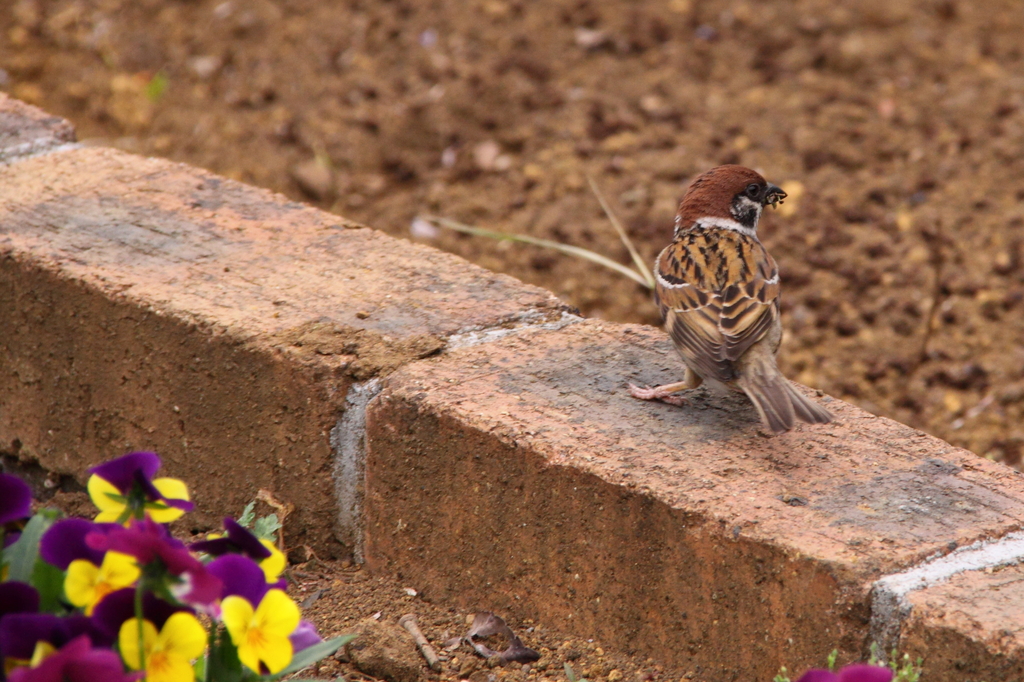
left=628, top=381, right=691, bottom=406
left=628, top=368, right=703, bottom=407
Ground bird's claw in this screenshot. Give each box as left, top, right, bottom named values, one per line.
left=628, top=383, right=689, bottom=406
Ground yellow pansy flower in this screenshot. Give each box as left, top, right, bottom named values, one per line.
left=29, top=640, right=57, bottom=667
left=119, top=613, right=206, bottom=682
left=64, top=551, right=139, bottom=615
left=259, top=539, right=286, bottom=583
left=88, top=475, right=191, bottom=525
left=2, top=641, right=56, bottom=677
left=221, top=589, right=300, bottom=674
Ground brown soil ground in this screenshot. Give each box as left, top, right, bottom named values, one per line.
left=4, top=0, right=1024, bottom=461
left=291, top=561, right=686, bottom=682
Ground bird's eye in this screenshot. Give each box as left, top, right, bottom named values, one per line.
left=746, top=183, right=761, bottom=198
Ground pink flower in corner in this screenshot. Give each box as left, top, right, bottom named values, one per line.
left=796, top=664, right=893, bottom=682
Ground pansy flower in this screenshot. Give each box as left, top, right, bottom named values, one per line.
left=190, top=518, right=287, bottom=585
left=290, top=619, right=324, bottom=654
left=119, top=612, right=206, bottom=682
left=6, top=634, right=141, bottom=682
left=39, top=518, right=114, bottom=570
left=40, top=519, right=136, bottom=616
left=221, top=588, right=301, bottom=675
left=0, top=473, right=32, bottom=548
left=86, top=452, right=192, bottom=525
left=90, top=589, right=187, bottom=646
left=208, top=556, right=301, bottom=674
left=797, top=664, right=894, bottom=682
left=0, top=612, right=104, bottom=667
left=207, top=554, right=271, bottom=606
left=87, top=518, right=221, bottom=610
left=64, top=551, right=140, bottom=616
left=0, top=473, right=31, bottom=526
left=0, top=582, right=42, bottom=663
left=0, top=581, right=40, bottom=620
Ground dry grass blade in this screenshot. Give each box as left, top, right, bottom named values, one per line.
left=423, top=215, right=653, bottom=289
left=586, top=175, right=655, bottom=289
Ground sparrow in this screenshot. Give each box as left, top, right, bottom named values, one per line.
left=629, top=165, right=833, bottom=433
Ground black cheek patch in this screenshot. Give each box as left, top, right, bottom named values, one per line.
left=731, top=197, right=759, bottom=229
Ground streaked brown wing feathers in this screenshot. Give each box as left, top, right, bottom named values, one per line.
left=656, top=231, right=779, bottom=383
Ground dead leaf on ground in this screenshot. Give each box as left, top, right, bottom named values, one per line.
left=453, top=612, right=540, bottom=664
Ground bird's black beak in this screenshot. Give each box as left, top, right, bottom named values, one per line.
left=764, top=183, right=786, bottom=208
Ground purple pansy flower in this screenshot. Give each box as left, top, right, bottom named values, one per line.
left=88, top=517, right=193, bottom=573
left=0, top=582, right=42, bottom=660
left=86, top=518, right=222, bottom=608
left=39, top=518, right=114, bottom=570
left=192, top=518, right=287, bottom=591
left=0, top=472, right=32, bottom=525
left=797, top=664, right=894, bottom=682
left=87, top=452, right=193, bottom=515
left=290, top=619, right=324, bottom=653
left=7, top=634, right=142, bottom=682
left=0, top=613, right=103, bottom=661
left=0, top=581, right=40, bottom=619
left=88, top=452, right=160, bottom=492
left=207, top=553, right=270, bottom=606
left=89, top=588, right=188, bottom=645
left=190, top=517, right=272, bottom=561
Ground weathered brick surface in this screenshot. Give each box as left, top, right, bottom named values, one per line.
left=901, top=564, right=1024, bottom=681
left=0, top=93, right=76, bottom=162
left=0, top=145, right=566, bottom=555
left=364, top=320, right=1024, bottom=678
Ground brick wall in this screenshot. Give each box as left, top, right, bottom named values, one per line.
left=2, top=93, right=1023, bottom=680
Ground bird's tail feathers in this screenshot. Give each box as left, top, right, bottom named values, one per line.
left=738, top=362, right=833, bottom=434
left=787, top=383, right=834, bottom=426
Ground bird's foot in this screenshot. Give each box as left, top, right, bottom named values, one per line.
left=628, top=383, right=689, bottom=406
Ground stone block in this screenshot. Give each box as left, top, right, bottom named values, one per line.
left=901, top=562, right=1024, bottom=681
left=364, top=320, right=1024, bottom=677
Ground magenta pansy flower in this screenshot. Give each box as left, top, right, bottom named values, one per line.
left=796, top=664, right=894, bottom=682
left=7, top=634, right=141, bottom=682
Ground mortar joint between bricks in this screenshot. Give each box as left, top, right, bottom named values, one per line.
left=331, top=377, right=382, bottom=565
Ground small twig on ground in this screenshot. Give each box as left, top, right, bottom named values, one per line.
left=915, top=216, right=952, bottom=368
left=399, top=613, right=442, bottom=671
left=586, top=175, right=655, bottom=288
left=950, top=392, right=995, bottom=430
left=422, top=215, right=654, bottom=289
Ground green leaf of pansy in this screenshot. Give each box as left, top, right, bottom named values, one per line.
left=253, top=514, right=282, bottom=542
left=5, top=509, right=60, bottom=583
left=32, top=556, right=67, bottom=612
left=238, top=501, right=257, bottom=528
left=273, top=635, right=355, bottom=677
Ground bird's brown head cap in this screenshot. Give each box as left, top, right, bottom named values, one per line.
left=675, top=165, right=786, bottom=237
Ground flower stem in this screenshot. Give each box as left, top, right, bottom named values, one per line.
left=134, top=578, right=145, bottom=673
